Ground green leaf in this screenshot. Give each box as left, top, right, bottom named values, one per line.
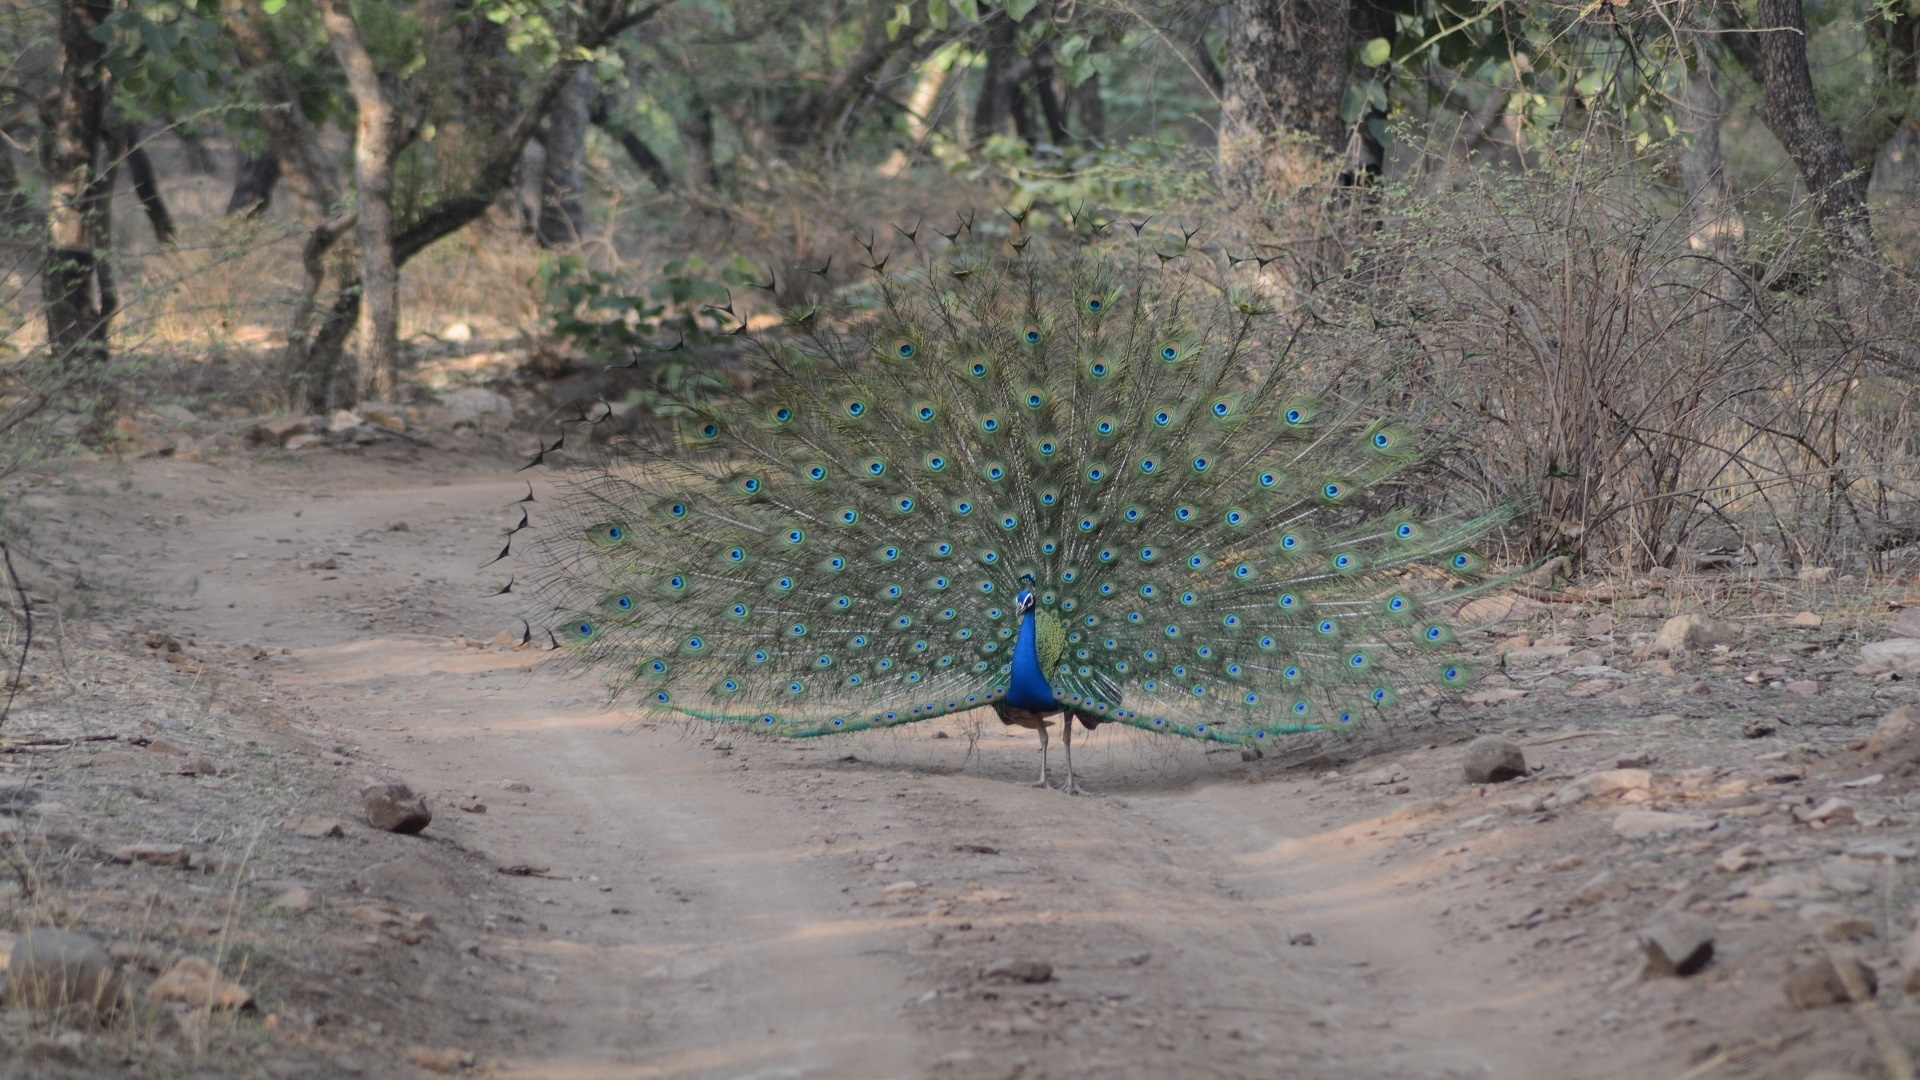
left=1339, top=83, right=1366, bottom=124
left=953, top=0, right=979, bottom=17
left=261, top=0, right=287, bottom=12
left=928, top=0, right=949, bottom=30
left=1359, top=37, right=1391, bottom=67
left=1005, top=0, right=1037, bottom=22
left=886, top=2, right=911, bottom=39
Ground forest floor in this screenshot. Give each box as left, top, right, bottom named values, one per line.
left=2, top=433, right=1919, bottom=1080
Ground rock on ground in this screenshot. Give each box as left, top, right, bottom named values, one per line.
left=1, top=929, right=122, bottom=1012
left=1638, top=916, right=1714, bottom=977
left=363, top=782, right=433, bottom=834
left=982, top=959, right=1053, bottom=983
left=1650, top=613, right=1741, bottom=655
left=1785, top=953, right=1877, bottom=1008
left=147, top=956, right=254, bottom=1010
left=1461, top=736, right=1527, bottom=783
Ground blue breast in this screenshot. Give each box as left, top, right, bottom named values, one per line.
left=1006, top=610, right=1057, bottom=711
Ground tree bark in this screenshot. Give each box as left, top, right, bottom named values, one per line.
left=1718, top=0, right=1873, bottom=257
left=591, top=93, right=674, bottom=190
left=227, top=148, right=282, bottom=219
left=321, top=0, right=403, bottom=401
left=1072, top=72, right=1106, bottom=144
left=971, top=15, right=1017, bottom=149
left=1677, top=45, right=1743, bottom=258
left=536, top=65, right=594, bottom=247
left=42, top=0, right=113, bottom=369
left=1219, top=0, right=1355, bottom=191
left=678, top=91, right=720, bottom=190
left=112, top=123, right=175, bottom=244
left=221, top=0, right=343, bottom=215
left=1031, top=42, right=1071, bottom=148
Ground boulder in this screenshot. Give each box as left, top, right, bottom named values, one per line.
left=1638, top=916, right=1715, bottom=977
left=1461, top=736, right=1527, bottom=783
left=1, top=929, right=122, bottom=1012
left=439, top=388, right=513, bottom=430
left=362, top=782, right=432, bottom=834
left=1786, top=952, right=1877, bottom=1008
left=1650, top=613, right=1741, bottom=656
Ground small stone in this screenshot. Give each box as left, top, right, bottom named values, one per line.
left=1783, top=680, right=1818, bottom=695
left=2, top=929, right=122, bottom=1012
left=1743, top=718, right=1778, bottom=739
left=287, top=816, right=345, bottom=839
left=1681, top=681, right=1712, bottom=696
left=1572, top=870, right=1628, bottom=906
left=1547, top=855, right=1586, bottom=872
left=1799, top=566, right=1835, bottom=583
left=147, top=956, right=253, bottom=1010
left=1613, top=809, right=1713, bottom=838
left=405, top=1047, right=475, bottom=1074
left=1286, top=929, right=1315, bottom=946
left=1461, top=736, right=1527, bottom=784
left=439, top=388, right=514, bottom=430
left=1785, top=953, right=1877, bottom=1008
left=1587, top=613, right=1615, bottom=638
left=1819, top=859, right=1876, bottom=896
left=1716, top=843, right=1766, bottom=873
left=1548, top=769, right=1652, bottom=808
left=1864, top=706, right=1919, bottom=759
left=1638, top=916, right=1715, bottom=977
left=1652, top=613, right=1742, bottom=656
left=1892, top=608, right=1920, bottom=637
left=440, top=322, right=474, bottom=342
left=250, top=417, right=310, bottom=446
left=982, top=959, right=1052, bottom=983
left=1615, top=752, right=1653, bottom=768
left=271, top=887, right=317, bottom=914
left=880, top=880, right=921, bottom=899
left=1862, top=638, right=1920, bottom=668
left=1805, top=797, right=1857, bottom=827
left=146, top=738, right=187, bottom=756
left=361, top=782, right=432, bottom=834
left=1787, top=612, right=1823, bottom=629
left=1900, top=929, right=1920, bottom=995
left=1821, top=916, right=1877, bottom=942
left=119, top=843, right=190, bottom=869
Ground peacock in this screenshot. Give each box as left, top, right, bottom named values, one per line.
left=521, top=222, right=1507, bottom=794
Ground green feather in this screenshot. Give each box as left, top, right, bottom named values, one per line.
left=526, top=233, right=1514, bottom=748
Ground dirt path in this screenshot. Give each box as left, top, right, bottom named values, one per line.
left=91, top=444, right=1902, bottom=1079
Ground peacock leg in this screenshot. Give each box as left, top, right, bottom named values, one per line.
left=1034, top=723, right=1050, bottom=788
left=1062, top=716, right=1080, bottom=795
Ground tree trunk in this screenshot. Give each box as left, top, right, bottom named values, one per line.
left=222, top=0, right=343, bottom=215
left=1718, top=0, right=1873, bottom=258
left=536, top=65, right=593, bottom=247
left=1219, top=0, right=1355, bottom=191
left=322, top=0, right=403, bottom=402
left=227, top=149, right=282, bottom=218
left=678, top=92, right=720, bottom=190
left=1677, top=45, right=1744, bottom=259
left=1031, top=43, right=1071, bottom=148
left=591, top=94, right=674, bottom=190
left=1072, top=72, right=1107, bottom=144
left=42, top=0, right=113, bottom=370
left=0, top=147, right=36, bottom=238
left=114, top=123, right=175, bottom=244
left=971, top=16, right=1016, bottom=149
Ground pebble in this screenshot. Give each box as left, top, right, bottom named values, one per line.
left=1651, top=613, right=1742, bottom=655
left=1549, top=769, right=1651, bottom=808
left=1572, top=870, right=1628, bottom=906
left=1804, top=797, right=1856, bottom=828
left=287, top=816, right=345, bottom=839
left=1461, top=736, right=1527, bottom=784
left=1637, top=916, right=1714, bottom=977
left=406, top=1047, right=476, bottom=1074
left=1893, top=608, right=1920, bottom=637
left=982, top=959, right=1053, bottom=984
left=271, top=887, right=318, bottom=914
left=1715, top=843, right=1766, bottom=873
left=1820, top=916, right=1877, bottom=942
left=1742, top=718, right=1777, bottom=739
left=1786, top=612, right=1823, bottom=629
left=1864, top=705, right=1918, bottom=759
left=880, top=880, right=921, bottom=898
left=1900, top=928, right=1920, bottom=994
left=1286, top=929, right=1315, bottom=946
left=1785, top=952, right=1876, bottom=1008
left=1, top=929, right=122, bottom=1012
left=1783, top=680, right=1818, bottom=695
left=1612, top=809, right=1713, bottom=838
left=119, top=843, right=190, bottom=869
left=147, top=956, right=253, bottom=1010
left=361, top=782, right=432, bottom=834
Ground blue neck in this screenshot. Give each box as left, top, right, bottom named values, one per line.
left=1007, top=609, right=1055, bottom=710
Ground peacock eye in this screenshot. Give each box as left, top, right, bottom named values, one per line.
left=918, top=406, right=935, bottom=421
left=1155, top=411, right=1172, bottom=425
left=1285, top=409, right=1304, bottom=424
left=1023, top=325, right=1042, bottom=344
left=897, top=341, right=916, bottom=358
left=1161, top=345, right=1179, bottom=360
left=971, top=362, right=988, bottom=377
left=1213, top=401, right=1230, bottom=416
left=1086, top=297, right=1103, bottom=313
left=772, top=406, right=792, bottom=422
left=1374, top=432, right=1391, bottom=447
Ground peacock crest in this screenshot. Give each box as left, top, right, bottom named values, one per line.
left=523, top=223, right=1509, bottom=791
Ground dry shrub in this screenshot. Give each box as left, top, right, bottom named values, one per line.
left=1300, top=142, right=1920, bottom=573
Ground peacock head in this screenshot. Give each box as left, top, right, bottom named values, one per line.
left=1015, top=576, right=1037, bottom=616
